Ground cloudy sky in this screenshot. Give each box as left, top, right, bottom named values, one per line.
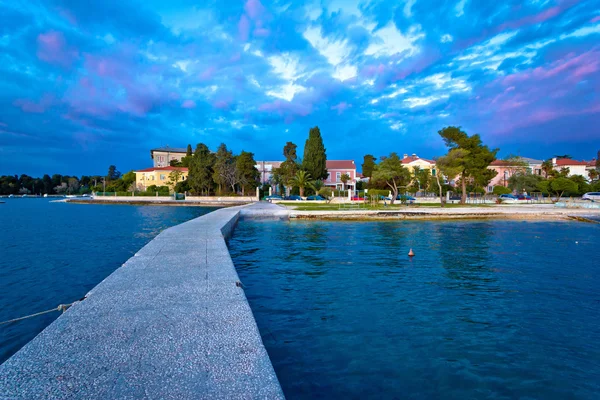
left=1, top=0, right=599, bottom=176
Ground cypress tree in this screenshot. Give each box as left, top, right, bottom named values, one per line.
left=361, top=154, right=376, bottom=178
left=302, top=126, right=328, bottom=180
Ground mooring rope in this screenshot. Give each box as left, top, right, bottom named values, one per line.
left=0, top=303, right=75, bottom=326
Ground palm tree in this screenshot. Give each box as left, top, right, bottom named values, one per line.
left=340, top=173, right=350, bottom=191
left=309, top=179, right=323, bottom=193
left=291, top=170, right=312, bottom=197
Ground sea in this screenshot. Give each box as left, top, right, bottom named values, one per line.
left=0, top=198, right=215, bottom=363
left=229, top=219, right=600, bottom=399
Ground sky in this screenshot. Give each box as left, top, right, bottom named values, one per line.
left=1, top=0, right=599, bottom=176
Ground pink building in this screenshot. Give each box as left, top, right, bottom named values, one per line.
left=324, top=160, right=357, bottom=190
left=487, top=157, right=543, bottom=193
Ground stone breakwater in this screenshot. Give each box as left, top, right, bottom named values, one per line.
left=0, top=203, right=286, bottom=399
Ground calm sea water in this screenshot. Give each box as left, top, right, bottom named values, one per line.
left=0, top=198, right=214, bottom=364
left=229, top=219, right=600, bottom=399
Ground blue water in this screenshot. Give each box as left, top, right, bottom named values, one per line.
left=0, top=198, right=215, bottom=364
left=229, top=220, right=600, bottom=399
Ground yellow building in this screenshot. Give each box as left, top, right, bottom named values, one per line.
left=401, top=154, right=437, bottom=175
left=135, top=166, right=188, bottom=192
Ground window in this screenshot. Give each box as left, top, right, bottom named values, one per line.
left=488, top=186, right=493, bottom=192
left=336, top=172, right=341, bottom=182
left=432, top=168, right=436, bottom=177
left=160, top=174, right=165, bottom=180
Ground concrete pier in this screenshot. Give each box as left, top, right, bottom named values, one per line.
left=0, top=203, right=285, bottom=399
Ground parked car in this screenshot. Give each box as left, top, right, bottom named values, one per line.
left=396, top=194, right=416, bottom=204
left=351, top=196, right=365, bottom=201
left=582, top=192, right=600, bottom=201
left=264, top=195, right=283, bottom=201
left=306, top=195, right=325, bottom=201
left=284, top=195, right=303, bottom=201
left=516, top=194, right=531, bottom=201
left=499, top=194, right=518, bottom=200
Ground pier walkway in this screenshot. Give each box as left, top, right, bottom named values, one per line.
left=0, top=203, right=287, bottom=399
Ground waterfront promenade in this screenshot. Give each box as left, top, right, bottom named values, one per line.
left=0, top=203, right=285, bottom=399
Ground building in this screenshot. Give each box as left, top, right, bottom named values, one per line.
left=587, top=159, right=598, bottom=180
left=135, top=166, right=188, bottom=191
left=255, top=161, right=283, bottom=184
left=487, top=157, right=543, bottom=192
left=552, top=158, right=590, bottom=180
left=324, top=160, right=357, bottom=190
left=151, top=146, right=188, bottom=167
left=401, top=154, right=436, bottom=175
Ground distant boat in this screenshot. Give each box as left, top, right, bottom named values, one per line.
left=65, top=195, right=77, bottom=198
left=43, top=194, right=48, bottom=198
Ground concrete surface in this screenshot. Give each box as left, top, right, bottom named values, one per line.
left=0, top=203, right=284, bottom=399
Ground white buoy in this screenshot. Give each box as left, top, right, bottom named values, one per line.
left=408, top=248, right=415, bottom=257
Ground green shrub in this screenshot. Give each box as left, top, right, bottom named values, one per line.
left=492, top=186, right=511, bottom=195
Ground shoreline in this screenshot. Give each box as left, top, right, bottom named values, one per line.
left=64, top=199, right=252, bottom=207
left=286, top=205, right=600, bottom=223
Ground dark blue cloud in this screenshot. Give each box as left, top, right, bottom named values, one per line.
left=1, top=0, right=599, bottom=176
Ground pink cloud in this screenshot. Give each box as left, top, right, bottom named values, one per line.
left=238, top=15, right=250, bottom=41
left=37, top=31, right=79, bottom=68
left=182, top=100, right=196, bottom=109
left=213, top=100, right=230, bottom=110
left=57, top=8, right=77, bottom=25
left=14, top=94, right=56, bottom=113
left=199, top=66, right=216, bottom=81
left=244, top=0, right=265, bottom=20
left=592, top=16, right=600, bottom=23
left=259, top=100, right=312, bottom=117
left=253, top=28, right=270, bottom=37
left=230, top=52, right=242, bottom=62
left=331, top=102, right=351, bottom=115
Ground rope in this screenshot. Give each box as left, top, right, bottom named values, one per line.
left=0, top=303, right=75, bottom=326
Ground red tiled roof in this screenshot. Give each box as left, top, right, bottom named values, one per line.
left=401, top=156, right=435, bottom=164
left=356, top=172, right=363, bottom=178
left=555, top=158, right=588, bottom=166
left=587, top=159, right=597, bottom=167
left=135, top=166, right=189, bottom=173
left=326, top=160, right=355, bottom=169
left=490, top=160, right=511, bottom=166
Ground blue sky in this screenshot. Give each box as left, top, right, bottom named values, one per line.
left=1, top=0, right=599, bottom=176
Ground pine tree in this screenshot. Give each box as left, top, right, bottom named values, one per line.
left=302, top=126, right=328, bottom=180
left=361, top=155, right=376, bottom=178
left=213, top=143, right=234, bottom=194
left=235, top=151, right=259, bottom=196
left=188, top=143, right=215, bottom=195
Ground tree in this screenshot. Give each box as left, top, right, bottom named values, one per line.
left=302, top=126, right=328, bottom=180
left=541, top=159, right=556, bottom=178
left=492, top=186, right=511, bottom=195
left=340, top=173, right=350, bottom=190
left=168, top=170, right=184, bottom=192
left=121, top=171, right=136, bottom=191
left=596, top=150, right=600, bottom=171
left=508, top=173, right=545, bottom=194
left=213, top=143, right=235, bottom=194
left=371, top=153, right=411, bottom=204
left=107, top=165, right=121, bottom=181
left=67, top=177, right=80, bottom=194
left=361, top=155, right=376, bottom=178
left=235, top=151, right=259, bottom=196
left=438, top=126, right=498, bottom=204
left=550, top=177, right=578, bottom=200
left=188, top=143, right=215, bottom=195
left=291, top=170, right=312, bottom=197
left=434, top=149, right=469, bottom=206
left=42, top=174, right=53, bottom=194
left=274, top=142, right=299, bottom=193
left=180, top=144, right=194, bottom=168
